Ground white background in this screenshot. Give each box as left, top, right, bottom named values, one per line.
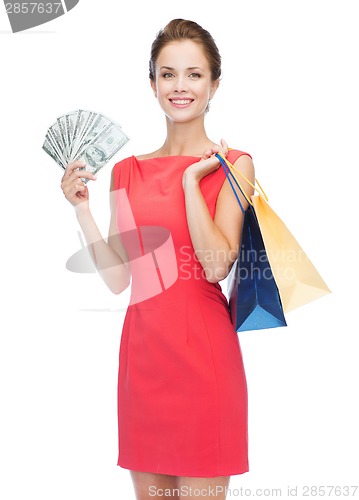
left=1, top=0, right=358, bottom=498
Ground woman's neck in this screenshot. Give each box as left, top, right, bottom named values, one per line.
left=157, top=116, right=215, bottom=157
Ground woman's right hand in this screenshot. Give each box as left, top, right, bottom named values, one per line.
left=60, top=161, right=97, bottom=211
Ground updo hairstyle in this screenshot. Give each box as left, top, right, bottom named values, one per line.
left=149, top=19, right=222, bottom=83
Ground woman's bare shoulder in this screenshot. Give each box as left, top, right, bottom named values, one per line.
left=134, top=148, right=163, bottom=160
left=134, top=154, right=153, bottom=160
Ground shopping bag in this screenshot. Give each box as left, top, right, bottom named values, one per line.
left=251, top=195, right=331, bottom=312
left=229, top=208, right=287, bottom=332
left=216, top=154, right=287, bottom=332
left=218, top=154, right=331, bottom=313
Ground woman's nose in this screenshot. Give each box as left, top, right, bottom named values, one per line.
left=173, top=76, right=188, bottom=93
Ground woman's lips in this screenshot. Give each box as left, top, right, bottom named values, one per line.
left=169, top=98, right=194, bottom=108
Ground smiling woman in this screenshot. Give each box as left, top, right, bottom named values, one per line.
left=150, top=39, right=218, bottom=121
left=61, top=17, right=255, bottom=500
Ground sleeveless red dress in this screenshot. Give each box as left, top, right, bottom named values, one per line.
left=113, top=149, right=251, bottom=477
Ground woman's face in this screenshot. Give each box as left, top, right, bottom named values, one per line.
left=151, top=39, right=219, bottom=124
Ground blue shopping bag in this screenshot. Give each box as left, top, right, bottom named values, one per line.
left=216, top=154, right=287, bottom=332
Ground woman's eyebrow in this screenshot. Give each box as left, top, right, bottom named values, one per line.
left=159, top=66, right=203, bottom=71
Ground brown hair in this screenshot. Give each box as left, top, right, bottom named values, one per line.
left=149, top=19, right=222, bottom=82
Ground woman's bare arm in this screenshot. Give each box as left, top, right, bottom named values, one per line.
left=61, top=161, right=131, bottom=294
left=182, top=149, right=254, bottom=283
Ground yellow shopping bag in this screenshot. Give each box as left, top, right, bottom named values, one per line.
left=220, top=155, right=331, bottom=313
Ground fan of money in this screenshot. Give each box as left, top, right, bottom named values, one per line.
left=42, top=109, right=129, bottom=182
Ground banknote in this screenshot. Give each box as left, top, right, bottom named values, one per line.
left=74, top=122, right=129, bottom=177
left=42, top=109, right=129, bottom=183
left=43, top=138, right=65, bottom=169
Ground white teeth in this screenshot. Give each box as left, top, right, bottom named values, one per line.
left=171, top=99, right=191, bottom=105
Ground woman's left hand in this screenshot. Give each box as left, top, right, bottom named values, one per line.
left=182, top=139, right=228, bottom=188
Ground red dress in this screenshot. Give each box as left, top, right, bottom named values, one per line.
left=113, top=149, right=251, bottom=477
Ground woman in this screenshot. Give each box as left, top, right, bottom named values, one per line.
left=61, top=19, right=255, bottom=500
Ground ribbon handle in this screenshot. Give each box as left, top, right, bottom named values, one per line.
left=216, top=152, right=268, bottom=208
left=216, top=154, right=246, bottom=213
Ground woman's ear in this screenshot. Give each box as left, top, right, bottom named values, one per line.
left=150, top=79, right=157, bottom=98
left=209, top=79, right=220, bottom=100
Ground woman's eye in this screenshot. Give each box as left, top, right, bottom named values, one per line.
left=162, top=73, right=174, bottom=78
left=189, top=73, right=201, bottom=78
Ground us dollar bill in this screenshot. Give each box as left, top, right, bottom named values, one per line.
left=74, top=121, right=129, bottom=182
left=70, top=110, right=97, bottom=160
left=43, top=109, right=129, bottom=181
left=42, top=138, right=66, bottom=169
left=63, top=111, right=77, bottom=160
left=70, top=109, right=87, bottom=159
left=46, top=126, right=68, bottom=166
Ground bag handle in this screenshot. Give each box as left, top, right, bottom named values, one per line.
left=215, top=152, right=268, bottom=207
left=216, top=154, right=246, bottom=213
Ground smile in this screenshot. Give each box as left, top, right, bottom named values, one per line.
left=169, top=99, right=194, bottom=108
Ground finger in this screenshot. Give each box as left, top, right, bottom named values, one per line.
left=62, top=164, right=97, bottom=186
left=202, top=155, right=222, bottom=168
left=62, top=169, right=96, bottom=188
left=62, top=172, right=87, bottom=192
left=208, top=145, right=221, bottom=155
left=66, top=182, right=87, bottom=199
left=202, top=149, right=212, bottom=159
left=220, top=138, right=229, bottom=155
left=63, top=160, right=88, bottom=178
left=70, top=169, right=97, bottom=181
